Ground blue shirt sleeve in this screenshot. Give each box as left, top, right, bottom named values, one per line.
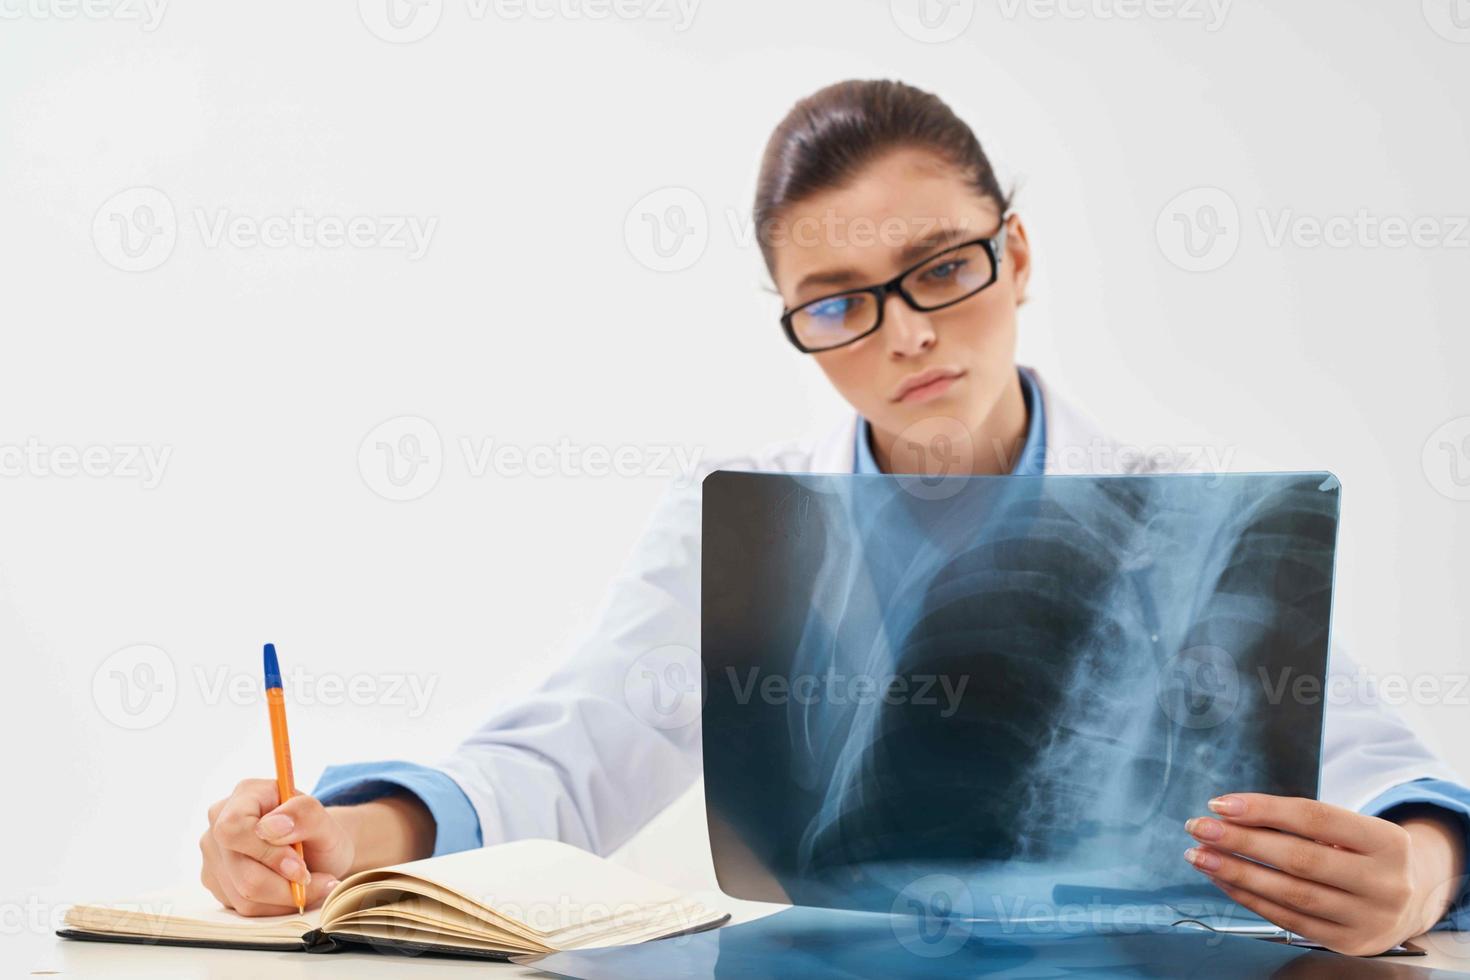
left=1360, top=777, right=1470, bottom=932
left=312, top=761, right=482, bottom=858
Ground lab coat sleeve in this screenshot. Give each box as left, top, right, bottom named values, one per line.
left=1318, top=645, right=1466, bottom=812
left=431, top=473, right=709, bottom=856
left=1319, top=645, right=1470, bottom=930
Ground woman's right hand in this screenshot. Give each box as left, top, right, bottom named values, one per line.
left=199, top=779, right=354, bottom=916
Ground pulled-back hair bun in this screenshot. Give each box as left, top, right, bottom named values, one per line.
left=754, top=79, right=1010, bottom=272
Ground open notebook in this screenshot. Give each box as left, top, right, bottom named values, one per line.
left=59, top=838, right=728, bottom=960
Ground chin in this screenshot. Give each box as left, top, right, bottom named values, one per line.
left=880, top=403, right=984, bottom=444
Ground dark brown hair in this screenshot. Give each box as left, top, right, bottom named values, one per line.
left=753, top=79, right=1009, bottom=274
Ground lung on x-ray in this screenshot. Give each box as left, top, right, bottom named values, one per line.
left=700, top=470, right=1340, bottom=919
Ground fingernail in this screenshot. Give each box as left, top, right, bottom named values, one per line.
left=1208, top=795, right=1245, bottom=816
left=1186, top=817, right=1224, bottom=841
left=1185, top=847, right=1222, bottom=872
left=320, top=877, right=340, bottom=893
left=280, top=857, right=309, bottom=883
left=257, top=814, right=294, bottom=839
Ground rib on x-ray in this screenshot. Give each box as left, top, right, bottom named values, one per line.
left=700, top=470, right=1340, bottom=919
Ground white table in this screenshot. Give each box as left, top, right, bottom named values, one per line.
left=21, top=890, right=782, bottom=978
left=28, top=917, right=1470, bottom=976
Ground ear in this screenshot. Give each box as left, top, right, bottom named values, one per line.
left=1003, top=213, right=1032, bottom=305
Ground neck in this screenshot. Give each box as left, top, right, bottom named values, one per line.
left=870, top=370, right=1029, bottom=476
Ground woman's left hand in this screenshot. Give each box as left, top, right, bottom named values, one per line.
left=1184, top=793, right=1462, bottom=956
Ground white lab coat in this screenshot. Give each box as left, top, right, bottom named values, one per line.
left=438, top=368, right=1463, bottom=855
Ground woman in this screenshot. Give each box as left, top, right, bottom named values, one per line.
left=197, top=80, right=1469, bottom=956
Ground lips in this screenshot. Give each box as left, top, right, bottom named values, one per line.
left=892, top=366, right=967, bottom=403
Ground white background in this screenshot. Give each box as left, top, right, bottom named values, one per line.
left=4, top=0, right=1470, bottom=970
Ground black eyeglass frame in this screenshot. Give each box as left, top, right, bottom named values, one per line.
left=779, top=222, right=1010, bottom=354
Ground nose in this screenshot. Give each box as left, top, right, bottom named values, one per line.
left=882, top=293, right=936, bottom=359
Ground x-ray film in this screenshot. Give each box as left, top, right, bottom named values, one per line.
left=528, top=904, right=1441, bottom=979
left=700, top=471, right=1341, bottom=920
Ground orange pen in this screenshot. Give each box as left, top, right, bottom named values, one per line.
left=263, top=642, right=307, bottom=914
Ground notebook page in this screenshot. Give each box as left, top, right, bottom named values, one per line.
left=370, top=838, right=695, bottom=935
left=65, top=896, right=317, bottom=942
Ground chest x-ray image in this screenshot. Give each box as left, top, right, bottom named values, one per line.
left=700, top=470, right=1341, bottom=921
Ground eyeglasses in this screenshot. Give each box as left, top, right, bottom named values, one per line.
left=780, top=223, right=1009, bottom=354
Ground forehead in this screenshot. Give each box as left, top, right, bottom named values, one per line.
left=769, top=147, right=1001, bottom=293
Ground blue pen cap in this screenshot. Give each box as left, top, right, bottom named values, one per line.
left=263, top=643, right=282, bottom=690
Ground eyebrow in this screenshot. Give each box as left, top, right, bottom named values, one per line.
left=791, top=225, right=979, bottom=296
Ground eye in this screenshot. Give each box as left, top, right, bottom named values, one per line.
left=807, top=296, right=855, bottom=319
left=921, top=258, right=969, bottom=282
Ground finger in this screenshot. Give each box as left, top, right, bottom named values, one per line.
left=1206, top=876, right=1346, bottom=946
left=200, top=868, right=229, bottom=910
left=214, top=801, right=312, bottom=886
left=256, top=794, right=332, bottom=846
left=1207, top=794, right=1395, bottom=854
left=208, top=776, right=285, bottom=819
left=212, top=782, right=293, bottom=867
left=210, top=872, right=252, bottom=915
left=220, top=849, right=309, bottom=914
left=201, top=831, right=282, bottom=918
left=255, top=795, right=353, bottom=875
left=221, top=850, right=341, bottom=916
left=303, top=872, right=343, bottom=910
left=211, top=778, right=282, bottom=840
left=1184, top=845, right=1359, bottom=925
left=215, top=822, right=308, bottom=880
left=1205, top=877, right=1400, bottom=957
left=228, top=778, right=283, bottom=811
left=199, top=832, right=236, bottom=911
left=1186, top=816, right=1365, bottom=891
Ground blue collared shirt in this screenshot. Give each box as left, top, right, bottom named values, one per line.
left=315, top=760, right=482, bottom=857
left=854, top=365, right=1047, bottom=477
left=317, top=365, right=1470, bottom=930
